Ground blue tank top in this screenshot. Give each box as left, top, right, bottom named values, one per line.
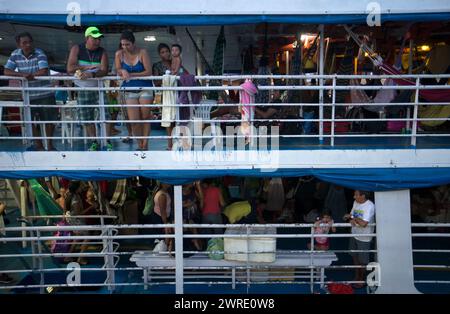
left=120, top=52, right=153, bottom=88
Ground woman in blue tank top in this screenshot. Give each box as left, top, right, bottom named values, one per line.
left=115, top=30, right=154, bottom=150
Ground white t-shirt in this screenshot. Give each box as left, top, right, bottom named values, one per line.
left=350, top=199, right=375, bottom=242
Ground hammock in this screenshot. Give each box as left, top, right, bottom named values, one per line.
left=28, top=179, right=63, bottom=216
left=344, top=25, right=450, bottom=103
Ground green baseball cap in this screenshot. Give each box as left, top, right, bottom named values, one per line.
left=85, top=26, right=103, bottom=38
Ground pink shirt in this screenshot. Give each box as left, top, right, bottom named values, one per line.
left=202, top=186, right=222, bottom=216
left=314, top=219, right=334, bottom=244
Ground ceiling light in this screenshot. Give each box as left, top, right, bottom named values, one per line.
left=420, top=45, right=430, bottom=52
left=144, top=35, right=156, bottom=42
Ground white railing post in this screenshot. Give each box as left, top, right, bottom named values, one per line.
left=20, top=181, right=28, bottom=248
left=36, top=230, right=45, bottom=294
left=98, top=79, right=107, bottom=148
left=174, top=185, right=184, bottom=294
left=411, top=77, right=420, bottom=147
left=310, top=225, right=315, bottom=293
left=331, top=76, right=336, bottom=147
left=22, top=80, right=33, bottom=146
left=319, top=24, right=325, bottom=144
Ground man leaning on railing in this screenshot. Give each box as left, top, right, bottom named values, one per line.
left=3, top=32, right=57, bottom=151
left=66, top=26, right=112, bottom=151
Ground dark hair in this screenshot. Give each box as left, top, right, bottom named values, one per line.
left=157, top=43, right=170, bottom=54
left=15, top=32, right=33, bottom=44
left=120, top=30, right=135, bottom=44
left=202, top=178, right=215, bottom=185
left=68, top=181, right=81, bottom=194
left=171, top=44, right=182, bottom=53
left=356, top=190, right=371, bottom=200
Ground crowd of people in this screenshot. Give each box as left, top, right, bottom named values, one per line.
left=1, top=175, right=449, bottom=287
left=0, top=26, right=319, bottom=152
left=1, top=27, right=195, bottom=151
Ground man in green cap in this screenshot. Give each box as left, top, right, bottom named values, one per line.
left=67, top=26, right=112, bottom=151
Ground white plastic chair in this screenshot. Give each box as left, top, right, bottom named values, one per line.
left=60, top=100, right=77, bottom=147
left=191, top=99, right=219, bottom=147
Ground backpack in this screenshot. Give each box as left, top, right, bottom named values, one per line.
left=142, top=184, right=160, bottom=216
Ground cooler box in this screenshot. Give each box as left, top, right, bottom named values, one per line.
left=224, top=227, right=276, bottom=263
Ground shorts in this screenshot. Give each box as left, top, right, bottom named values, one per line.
left=77, top=90, right=99, bottom=121
left=349, top=237, right=371, bottom=264
left=124, top=90, right=154, bottom=101
left=30, top=95, right=58, bottom=122
left=77, top=91, right=111, bottom=121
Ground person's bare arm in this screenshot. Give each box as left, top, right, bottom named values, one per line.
left=255, top=107, right=277, bottom=119
left=219, top=190, right=226, bottom=208
left=159, top=194, right=169, bottom=224
left=66, top=45, right=81, bottom=75
left=353, top=217, right=369, bottom=227
left=171, top=56, right=181, bottom=75
left=0, top=202, right=6, bottom=215
left=4, top=68, right=36, bottom=80
left=114, top=50, right=123, bottom=74
left=93, top=50, right=109, bottom=78
left=195, top=182, right=204, bottom=209
left=129, top=49, right=152, bottom=77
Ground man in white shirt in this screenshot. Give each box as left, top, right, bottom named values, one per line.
left=344, top=190, right=375, bottom=289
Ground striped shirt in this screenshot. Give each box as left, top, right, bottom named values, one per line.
left=4, top=48, right=52, bottom=100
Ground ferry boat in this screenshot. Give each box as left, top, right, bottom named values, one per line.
left=0, top=0, right=449, bottom=295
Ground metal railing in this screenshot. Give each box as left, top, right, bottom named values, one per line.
left=411, top=223, right=450, bottom=288
left=0, top=216, right=378, bottom=294
left=0, top=73, right=449, bottom=150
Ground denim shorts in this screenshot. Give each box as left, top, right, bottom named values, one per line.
left=124, top=90, right=154, bottom=101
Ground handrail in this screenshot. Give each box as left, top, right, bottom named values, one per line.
left=1, top=72, right=449, bottom=150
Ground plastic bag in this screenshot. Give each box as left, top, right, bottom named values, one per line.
left=207, top=238, right=224, bottom=260
left=153, top=239, right=168, bottom=253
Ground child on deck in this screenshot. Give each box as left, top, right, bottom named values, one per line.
left=170, top=44, right=184, bottom=75
left=308, top=211, right=336, bottom=251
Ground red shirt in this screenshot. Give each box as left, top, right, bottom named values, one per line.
left=202, top=186, right=222, bottom=215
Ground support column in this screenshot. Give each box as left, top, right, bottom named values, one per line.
left=374, top=190, right=420, bottom=293
left=174, top=185, right=184, bottom=294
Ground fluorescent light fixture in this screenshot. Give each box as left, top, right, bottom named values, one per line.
left=144, top=35, right=156, bottom=42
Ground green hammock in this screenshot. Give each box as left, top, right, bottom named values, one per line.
left=207, top=26, right=226, bottom=100
left=28, top=179, right=63, bottom=216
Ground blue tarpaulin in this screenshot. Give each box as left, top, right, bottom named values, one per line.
left=1, top=13, right=450, bottom=26
left=1, top=168, right=450, bottom=191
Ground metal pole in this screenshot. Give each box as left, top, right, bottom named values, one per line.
left=22, top=80, right=33, bottom=146
left=319, top=24, right=325, bottom=144
left=174, top=185, right=184, bottom=294
left=20, top=181, right=28, bottom=248
left=98, top=80, right=107, bottom=148
left=36, top=230, right=45, bottom=294
left=310, top=226, right=314, bottom=293
left=411, top=77, right=420, bottom=147
left=406, top=40, right=413, bottom=132
left=331, top=76, right=336, bottom=147
left=285, top=51, right=290, bottom=76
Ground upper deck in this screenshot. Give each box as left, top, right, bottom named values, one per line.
left=0, top=0, right=449, bottom=189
